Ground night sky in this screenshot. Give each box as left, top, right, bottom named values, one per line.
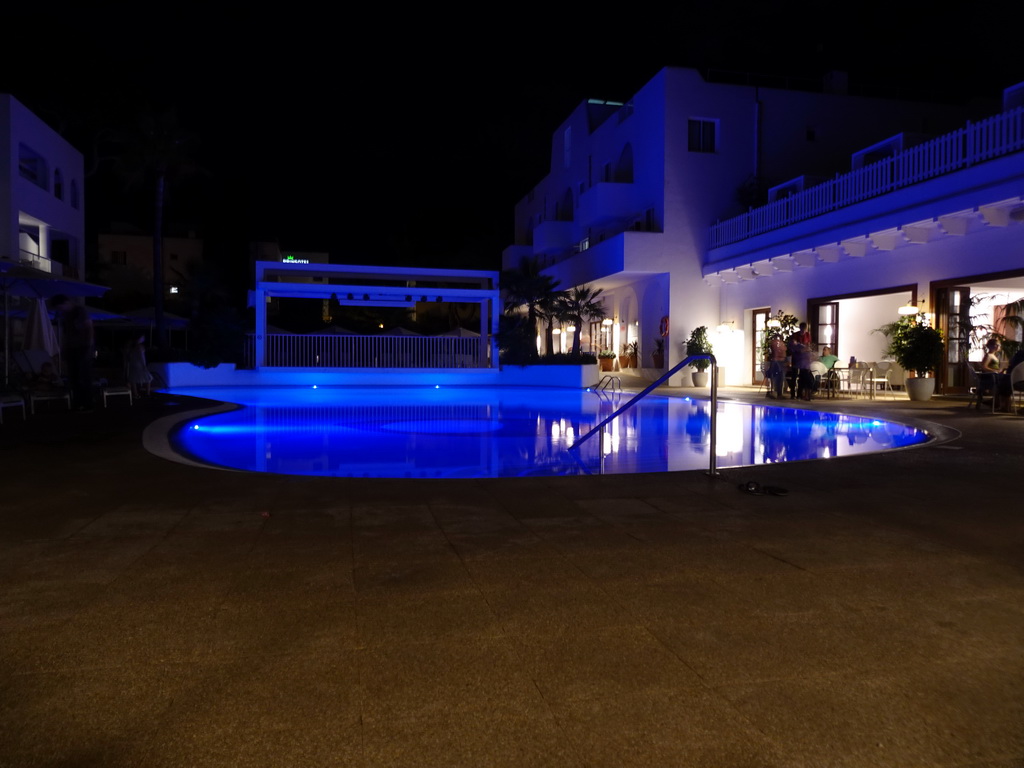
left=4, top=3, right=1024, bottom=287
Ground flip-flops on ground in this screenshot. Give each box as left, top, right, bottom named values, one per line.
left=738, top=481, right=788, bottom=497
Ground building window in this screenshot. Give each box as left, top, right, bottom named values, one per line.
left=687, top=119, right=717, bottom=153
left=54, top=169, right=63, bottom=200
left=70, top=180, right=80, bottom=209
left=18, top=144, right=48, bottom=190
left=110, top=250, right=128, bottom=266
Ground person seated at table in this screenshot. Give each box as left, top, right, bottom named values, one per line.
left=979, top=338, right=1013, bottom=411
left=818, top=346, right=839, bottom=370
left=993, top=344, right=1023, bottom=412
left=980, top=338, right=1002, bottom=373
left=31, top=361, right=64, bottom=391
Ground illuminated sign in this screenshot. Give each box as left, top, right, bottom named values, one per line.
left=281, top=255, right=310, bottom=264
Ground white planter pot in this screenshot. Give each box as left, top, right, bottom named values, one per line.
left=691, top=371, right=709, bottom=388
left=905, top=376, right=935, bottom=401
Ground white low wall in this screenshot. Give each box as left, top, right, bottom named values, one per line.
left=152, top=363, right=603, bottom=389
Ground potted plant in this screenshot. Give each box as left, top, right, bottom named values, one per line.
left=618, top=342, right=632, bottom=369
left=882, top=317, right=944, bottom=401
left=618, top=342, right=634, bottom=368
left=685, top=326, right=714, bottom=387
left=651, top=338, right=665, bottom=368
left=598, top=349, right=617, bottom=371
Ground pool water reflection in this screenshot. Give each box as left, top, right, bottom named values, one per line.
left=165, top=386, right=930, bottom=478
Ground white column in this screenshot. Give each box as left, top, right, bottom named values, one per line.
left=254, top=286, right=267, bottom=368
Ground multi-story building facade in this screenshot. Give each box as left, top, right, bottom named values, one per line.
left=503, top=67, right=1023, bottom=390
left=96, top=228, right=204, bottom=303
left=0, top=95, right=85, bottom=278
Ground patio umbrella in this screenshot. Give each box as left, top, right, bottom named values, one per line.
left=0, top=261, right=109, bottom=388
left=23, top=298, right=58, bottom=357
left=380, top=326, right=421, bottom=336
left=312, top=325, right=356, bottom=335
left=119, top=307, right=190, bottom=331
left=438, top=327, right=480, bottom=337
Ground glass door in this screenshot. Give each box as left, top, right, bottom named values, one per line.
left=811, top=302, right=839, bottom=357
left=752, top=308, right=770, bottom=384
left=936, top=286, right=971, bottom=393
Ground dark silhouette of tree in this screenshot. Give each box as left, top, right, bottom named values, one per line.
left=500, top=256, right=563, bottom=359
left=113, top=108, right=205, bottom=348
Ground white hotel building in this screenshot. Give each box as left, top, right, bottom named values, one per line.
left=503, top=67, right=1024, bottom=393
left=0, top=95, right=85, bottom=279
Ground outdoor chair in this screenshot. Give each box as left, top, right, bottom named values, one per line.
left=758, top=361, right=772, bottom=397
left=0, top=392, right=26, bottom=424
left=809, top=360, right=830, bottom=397
left=964, top=362, right=996, bottom=412
left=865, top=362, right=895, bottom=400
left=102, top=384, right=133, bottom=408
left=11, top=350, right=72, bottom=415
left=28, top=389, right=71, bottom=415
left=1010, top=364, right=1024, bottom=416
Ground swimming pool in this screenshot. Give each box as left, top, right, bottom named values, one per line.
left=158, top=385, right=932, bottom=478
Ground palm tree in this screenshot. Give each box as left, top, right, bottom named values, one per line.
left=113, top=108, right=204, bottom=348
left=500, top=256, right=562, bottom=356
left=537, top=291, right=567, bottom=356
left=557, top=284, right=608, bottom=356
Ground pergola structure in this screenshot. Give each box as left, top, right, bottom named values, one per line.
left=251, top=261, right=500, bottom=369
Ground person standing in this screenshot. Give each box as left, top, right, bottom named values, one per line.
left=767, top=332, right=788, bottom=399
left=124, top=334, right=153, bottom=398
left=50, top=294, right=95, bottom=411
left=788, top=322, right=814, bottom=400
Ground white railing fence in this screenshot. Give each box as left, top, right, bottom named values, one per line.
left=710, top=106, right=1024, bottom=249
left=244, top=333, right=489, bottom=369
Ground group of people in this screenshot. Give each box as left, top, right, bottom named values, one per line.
left=41, top=295, right=154, bottom=411
left=766, top=322, right=835, bottom=401
left=978, top=337, right=1024, bottom=412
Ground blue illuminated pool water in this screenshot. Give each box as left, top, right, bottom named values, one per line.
left=162, top=385, right=932, bottom=478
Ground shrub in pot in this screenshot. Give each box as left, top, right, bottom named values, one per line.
left=685, top=326, right=714, bottom=386
left=884, top=317, right=944, bottom=400
left=651, top=338, right=665, bottom=368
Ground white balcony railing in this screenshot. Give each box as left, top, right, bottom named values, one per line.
left=710, top=106, right=1024, bottom=249
left=245, top=333, right=489, bottom=369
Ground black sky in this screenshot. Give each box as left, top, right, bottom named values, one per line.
left=4, top=3, right=1024, bottom=277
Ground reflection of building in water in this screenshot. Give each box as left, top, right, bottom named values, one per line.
left=172, top=392, right=928, bottom=478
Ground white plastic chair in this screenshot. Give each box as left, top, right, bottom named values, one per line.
left=809, top=360, right=829, bottom=397
left=0, top=393, right=26, bottom=424
left=865, top=362, right=895, bottom=400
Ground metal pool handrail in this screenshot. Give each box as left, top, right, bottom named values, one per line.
left=573, top=354, right=720, bottom=477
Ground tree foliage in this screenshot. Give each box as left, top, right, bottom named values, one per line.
left=556, top=285, right=607, bottom=357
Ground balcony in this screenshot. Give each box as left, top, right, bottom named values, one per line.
left=532, top=220, right=575, bottom=255
left=18, top=251, right=59, bottom=274
left=710, top=105, right=1024, bottom=249
left=578, top=182, right=636, bottom=228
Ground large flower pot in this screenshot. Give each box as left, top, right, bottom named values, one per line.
left=651, top=353, right=664, bottom=368
left=599, top=358, right=615, bottom=372
left=905, top=376, right=935, bottom=401
left=691, top=371, right=709, bottom=388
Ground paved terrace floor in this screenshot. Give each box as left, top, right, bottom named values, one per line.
left=1, top=381, right=1022, bottom=768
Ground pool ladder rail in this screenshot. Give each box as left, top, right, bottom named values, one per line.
left=594, top=375, right=622, bottom=392
left=573, top=354, right=720, bottom=477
